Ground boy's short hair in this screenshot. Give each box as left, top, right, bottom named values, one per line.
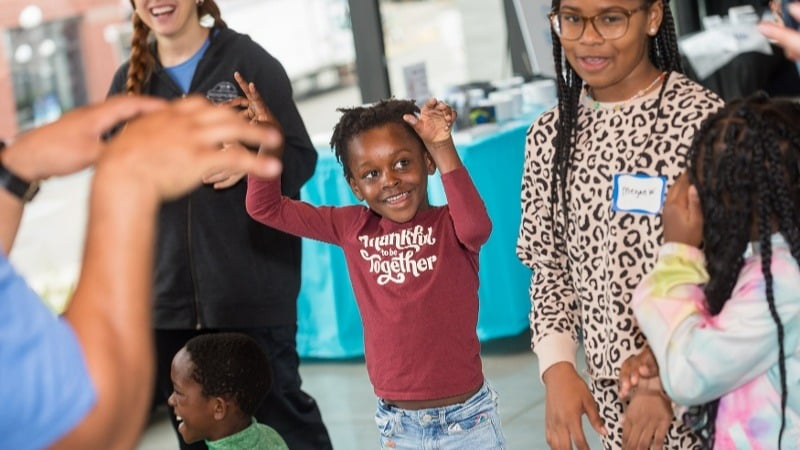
left=329, top=98, right=426, bottom=179
left=184, top=333, right=271, bottom=416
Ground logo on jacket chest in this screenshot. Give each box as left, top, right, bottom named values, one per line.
left=358, top=225, right=438, bottom=285
left=206, top=81, right=238, bottom=104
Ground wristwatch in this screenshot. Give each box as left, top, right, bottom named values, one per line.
left=0, top=142, right=40, bottom=202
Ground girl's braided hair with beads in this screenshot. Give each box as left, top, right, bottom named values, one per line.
left=125, top=0, right=228, bottom=94
left=682, top=94, right=800, bottom=449
left=329, top=98, right=425, bottom=180
left=548, top=0, right=683, bottom=244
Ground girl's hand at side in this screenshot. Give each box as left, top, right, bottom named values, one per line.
left=662, top=173, right=703, bottom=247
left=542, top=362, right=607, bottom=450
left=622, top=381, right=672, bottom=450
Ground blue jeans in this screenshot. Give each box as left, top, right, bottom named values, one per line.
left=374, top=380, right=506, bottom=449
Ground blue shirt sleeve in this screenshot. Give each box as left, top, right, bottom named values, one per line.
left=0, top=252, right=96, bottom=449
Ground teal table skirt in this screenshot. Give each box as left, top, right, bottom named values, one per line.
left=296, top=113, right=541, bottom=358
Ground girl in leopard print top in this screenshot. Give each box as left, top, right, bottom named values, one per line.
left=516, top=0, right=723, bottom=449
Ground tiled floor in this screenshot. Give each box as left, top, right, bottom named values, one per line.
left=136, top=332, right=603, bottom=449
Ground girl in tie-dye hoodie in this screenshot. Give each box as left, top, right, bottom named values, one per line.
left=623, top=95, right=800, bottom=449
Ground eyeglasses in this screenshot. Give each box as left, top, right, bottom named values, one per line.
left=549, top=5, right=648, bottom=41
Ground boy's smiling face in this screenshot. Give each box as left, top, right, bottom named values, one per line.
left=167, top=348, right=217, bottom=444
left=346, top=123, right=436, bottom=223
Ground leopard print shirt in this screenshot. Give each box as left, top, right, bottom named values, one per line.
left=517, top=72, right=723, bottom=381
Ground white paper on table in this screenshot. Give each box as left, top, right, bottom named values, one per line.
left=679, top=23, right=773, bottom=79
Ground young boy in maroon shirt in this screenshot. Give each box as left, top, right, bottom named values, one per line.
left=242, top=78, right=506, bottom=448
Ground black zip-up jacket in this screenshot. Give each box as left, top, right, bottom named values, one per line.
left=107, top=27, right=317, bottom=329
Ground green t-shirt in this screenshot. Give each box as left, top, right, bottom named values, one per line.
left=205, top=418, right=289, bottom=450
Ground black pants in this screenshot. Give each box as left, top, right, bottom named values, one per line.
left=154, top=327, right=332, bottom=450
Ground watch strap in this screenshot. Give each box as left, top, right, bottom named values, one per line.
left=0, top=150, right=39, bottom=203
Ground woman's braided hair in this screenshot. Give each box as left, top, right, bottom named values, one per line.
left=125, top=0, right=228, bottom=94
left=682, top=94, right=800, bottom=448
left=548, top=0, right=683, bottom=244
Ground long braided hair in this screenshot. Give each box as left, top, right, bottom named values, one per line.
left=125, top=0, right=228, bottom=94
left=549, top=0, right=683, bottom=243
left=683, top=94, right=800, bottom=448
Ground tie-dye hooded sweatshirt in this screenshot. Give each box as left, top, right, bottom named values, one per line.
left=632, top=234, right=800, bottom=449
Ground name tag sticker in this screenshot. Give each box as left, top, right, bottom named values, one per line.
left=611, top=174, right=667, bottom=215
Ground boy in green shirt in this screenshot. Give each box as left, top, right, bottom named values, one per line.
left=168, top=333, right=289, bottom=450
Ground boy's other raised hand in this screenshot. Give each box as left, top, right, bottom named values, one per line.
left=230, top=72, right=278, bottom=126
left=662, top=173, right=703, bottom=247
left=403, top=97, right=456, bottom=145
left=229, top=71, right=285, bottom=160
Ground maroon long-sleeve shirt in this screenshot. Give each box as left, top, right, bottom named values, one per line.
left=246, top=167, right=491, bottom=400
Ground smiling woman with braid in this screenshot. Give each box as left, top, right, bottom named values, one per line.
left=630, top=95, right=800, bottom=449
left=516, top=0, right=723, bottom=448
left=106, top=1, right=330, bottom=449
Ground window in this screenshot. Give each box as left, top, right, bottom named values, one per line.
left=7, top=17, right=87, bottom=132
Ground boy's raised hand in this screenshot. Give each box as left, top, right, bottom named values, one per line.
left=662, top=173, right=703, bottom=247
left=230, top=71, right=285, bottom=159
left=403, top=97, right=456, bottom=145
left=403, top=97, right=462, bottom=174
left=231, top=72, right=279, bottom=126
